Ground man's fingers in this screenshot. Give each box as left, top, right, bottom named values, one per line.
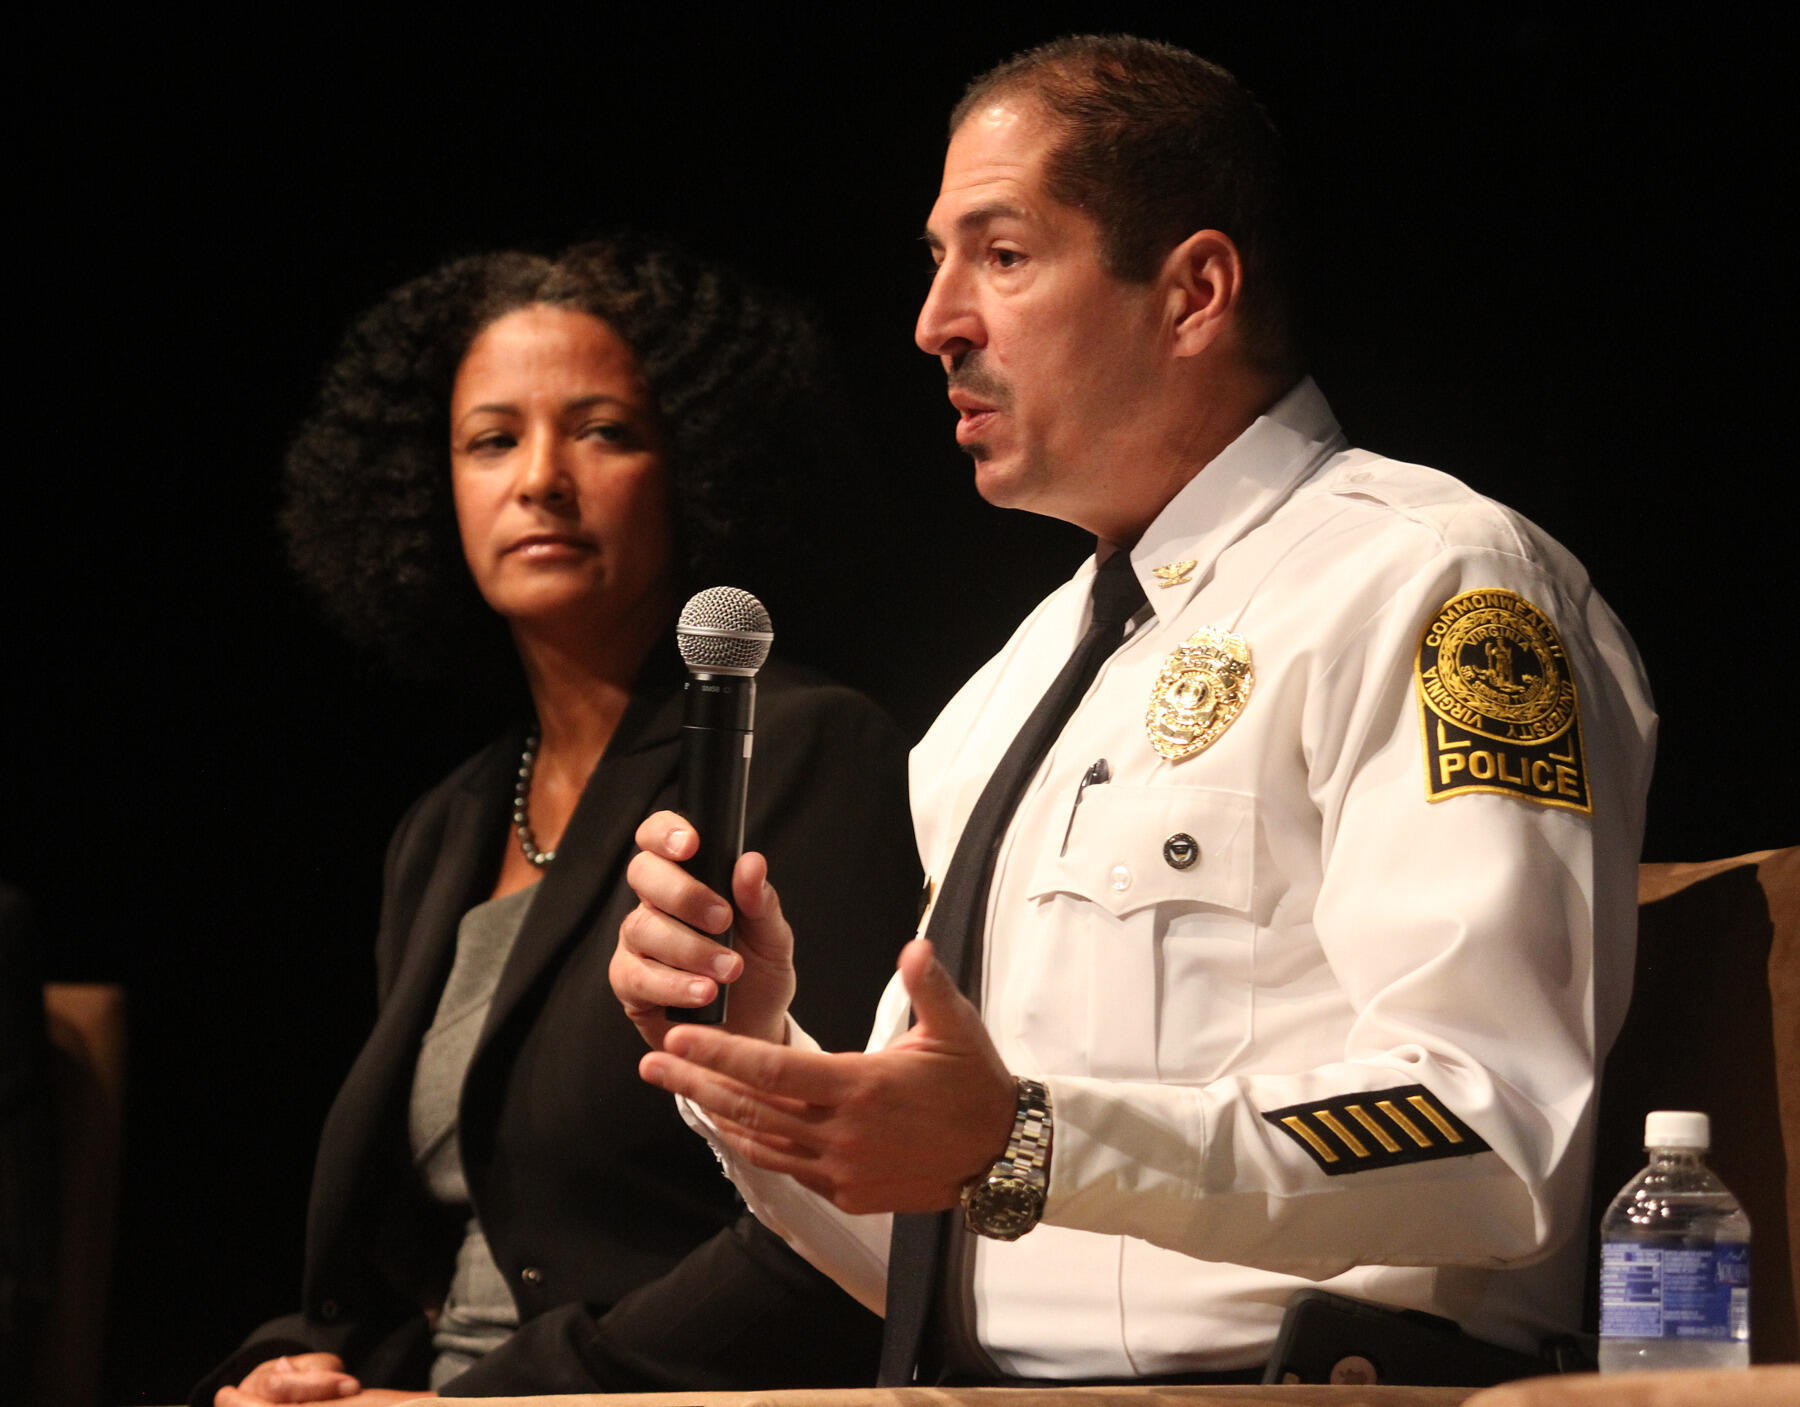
left=730, top=852, right=793, bottom=957
left=646, top=968, right=1014, bottom=1217
left=659, top=1022, right=848, bottom=1104
left=622, top=910, right=741, bottom=1000
left=639, top=1050, right=834, bottom=1157
left=706, top=1115, right=845, bottom=1193
left=618, top=834, right=795, bottom=1047
left=708, top=1108, right=817, bottom=1159
left=626, top=849, right=734, bottom=937
left=731, top=850, right=772, bottom=918
left=896, top=937, right=977, bottom=1039
left=640, top=1043, right=829, bottom=1121
left=633, top=809, right=699, bottom=860
left=706, top=1107, right=961, bottom=1215
left=615, top=957, right=719, bottom=1016
left=639, top=1035, right=851, bottom=1134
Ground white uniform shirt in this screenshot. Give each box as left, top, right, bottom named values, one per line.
left=692, top=379, right=1656, bottom=1378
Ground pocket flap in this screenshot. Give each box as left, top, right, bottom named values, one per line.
left=1024, top=785, right=1256, bottom=917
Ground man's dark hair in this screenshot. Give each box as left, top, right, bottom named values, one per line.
left=281, top=235, right=828, bottom=678
left=953, top=34, right=1298, bottom=369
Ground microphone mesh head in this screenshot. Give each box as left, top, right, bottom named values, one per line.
left=677, top=587, right=774, bottom=675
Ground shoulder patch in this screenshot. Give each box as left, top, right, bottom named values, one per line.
left=1262, top=1085, right=1491, bottom=1176
left=1415, top=589, right=1590, bottom=813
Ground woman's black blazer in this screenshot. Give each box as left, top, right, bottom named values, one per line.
left=196, top=658, right=918, bottom=1397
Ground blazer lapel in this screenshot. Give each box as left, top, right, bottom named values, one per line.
left=480, top=678, right=683, bottom=1046
left=307, top=742, right=512, bottom=1278
left=380, top=773, right=510, bottom=1055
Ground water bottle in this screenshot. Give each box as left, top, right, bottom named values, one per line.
left=1598, top=1110, right=1750, bottom=1372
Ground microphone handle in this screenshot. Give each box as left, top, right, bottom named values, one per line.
left=668, top=673, right=756, bottom=1025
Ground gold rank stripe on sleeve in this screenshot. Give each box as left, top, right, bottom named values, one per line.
left=1261, top=1085, right=1492, bottom=1176
left=1414, top=588, right=1591, bottom=813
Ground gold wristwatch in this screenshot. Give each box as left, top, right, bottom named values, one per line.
left=959, top=1077, right=1051, bottom=1240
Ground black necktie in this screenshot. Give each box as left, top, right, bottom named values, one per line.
left=878, top=550, right=1147, bottom=1386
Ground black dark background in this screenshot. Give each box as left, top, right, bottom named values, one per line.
left=9, top=7, right=1794, bottom=1401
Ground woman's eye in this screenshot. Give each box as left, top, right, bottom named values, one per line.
left=992, top=247, right=1025, bottom=269
left=584, top=421, right=632, bottom=446
left=466, top=431, right=514, bottom=454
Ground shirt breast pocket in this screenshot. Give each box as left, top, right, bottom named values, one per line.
left=1016, top=785, right=1259, bottom=1081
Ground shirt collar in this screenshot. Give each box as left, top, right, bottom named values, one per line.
left=1127, top=376, right=1347, bottom=622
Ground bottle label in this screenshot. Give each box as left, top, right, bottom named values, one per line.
left=1600, top=1241, right=1750, bottom=1341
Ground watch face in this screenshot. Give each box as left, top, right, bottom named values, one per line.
left=968, top=1175, right=1045, bottom=1240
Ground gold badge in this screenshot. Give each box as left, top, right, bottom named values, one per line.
left=1146, top=628, right=1253, bottom=761
left=1416, top=589, right=1589, bottom=812
left=1153, top=560, right=1197, bottom=588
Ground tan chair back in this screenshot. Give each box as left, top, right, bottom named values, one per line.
left=1587, top=850, right=1799, bottom=1364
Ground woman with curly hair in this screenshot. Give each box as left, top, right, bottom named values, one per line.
left=198, top=238, right=918, bottom=1402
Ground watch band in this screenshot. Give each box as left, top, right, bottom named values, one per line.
left=960, top=1076, right=1052, bottom=1239
left=996, top=1075, right=1052, bottom=1181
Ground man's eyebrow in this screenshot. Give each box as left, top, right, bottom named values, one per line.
left=921, top=199, right=1030, bottom=249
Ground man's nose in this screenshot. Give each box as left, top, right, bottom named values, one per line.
left=915, top=264, right=982, bottom=360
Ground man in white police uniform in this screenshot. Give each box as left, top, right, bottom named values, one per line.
left=613, top=35, right=1656, bottom=1387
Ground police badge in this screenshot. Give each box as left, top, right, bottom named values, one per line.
left=1146, top=628, right=1253, bottom=761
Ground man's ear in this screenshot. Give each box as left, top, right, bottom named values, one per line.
left=1162, top=229, right=1244, bottom=358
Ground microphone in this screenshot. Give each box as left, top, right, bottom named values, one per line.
left=667, top=587, right=774, bottom=1024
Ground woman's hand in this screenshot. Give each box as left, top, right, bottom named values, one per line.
left=216, top=1357, right=435, bottom=1407
left=216, top=1355, right=358, bottom=1406
left=615, top=811, right=796, bottom=1049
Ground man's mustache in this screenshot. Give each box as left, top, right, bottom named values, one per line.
left=947, top=356, right=1012, bottom=409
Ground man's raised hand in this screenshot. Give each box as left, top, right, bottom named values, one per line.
left=614, top=810, right=796, bottom=1049
left=639, top=937, right=1017, bottom=1215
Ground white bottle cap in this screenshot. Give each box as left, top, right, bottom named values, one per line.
left=1644, top=1110, right=1710, bottom=1149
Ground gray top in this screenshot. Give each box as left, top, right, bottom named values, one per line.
left=408, top=883, right=537, bottom=1388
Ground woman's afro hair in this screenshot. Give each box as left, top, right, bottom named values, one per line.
left=281, top=235, right=831, bottom=677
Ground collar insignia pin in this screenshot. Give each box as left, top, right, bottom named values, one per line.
left=1152, top=560, right=1197, bottom=588
left=1146, top=627, right=1254, bottom=762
